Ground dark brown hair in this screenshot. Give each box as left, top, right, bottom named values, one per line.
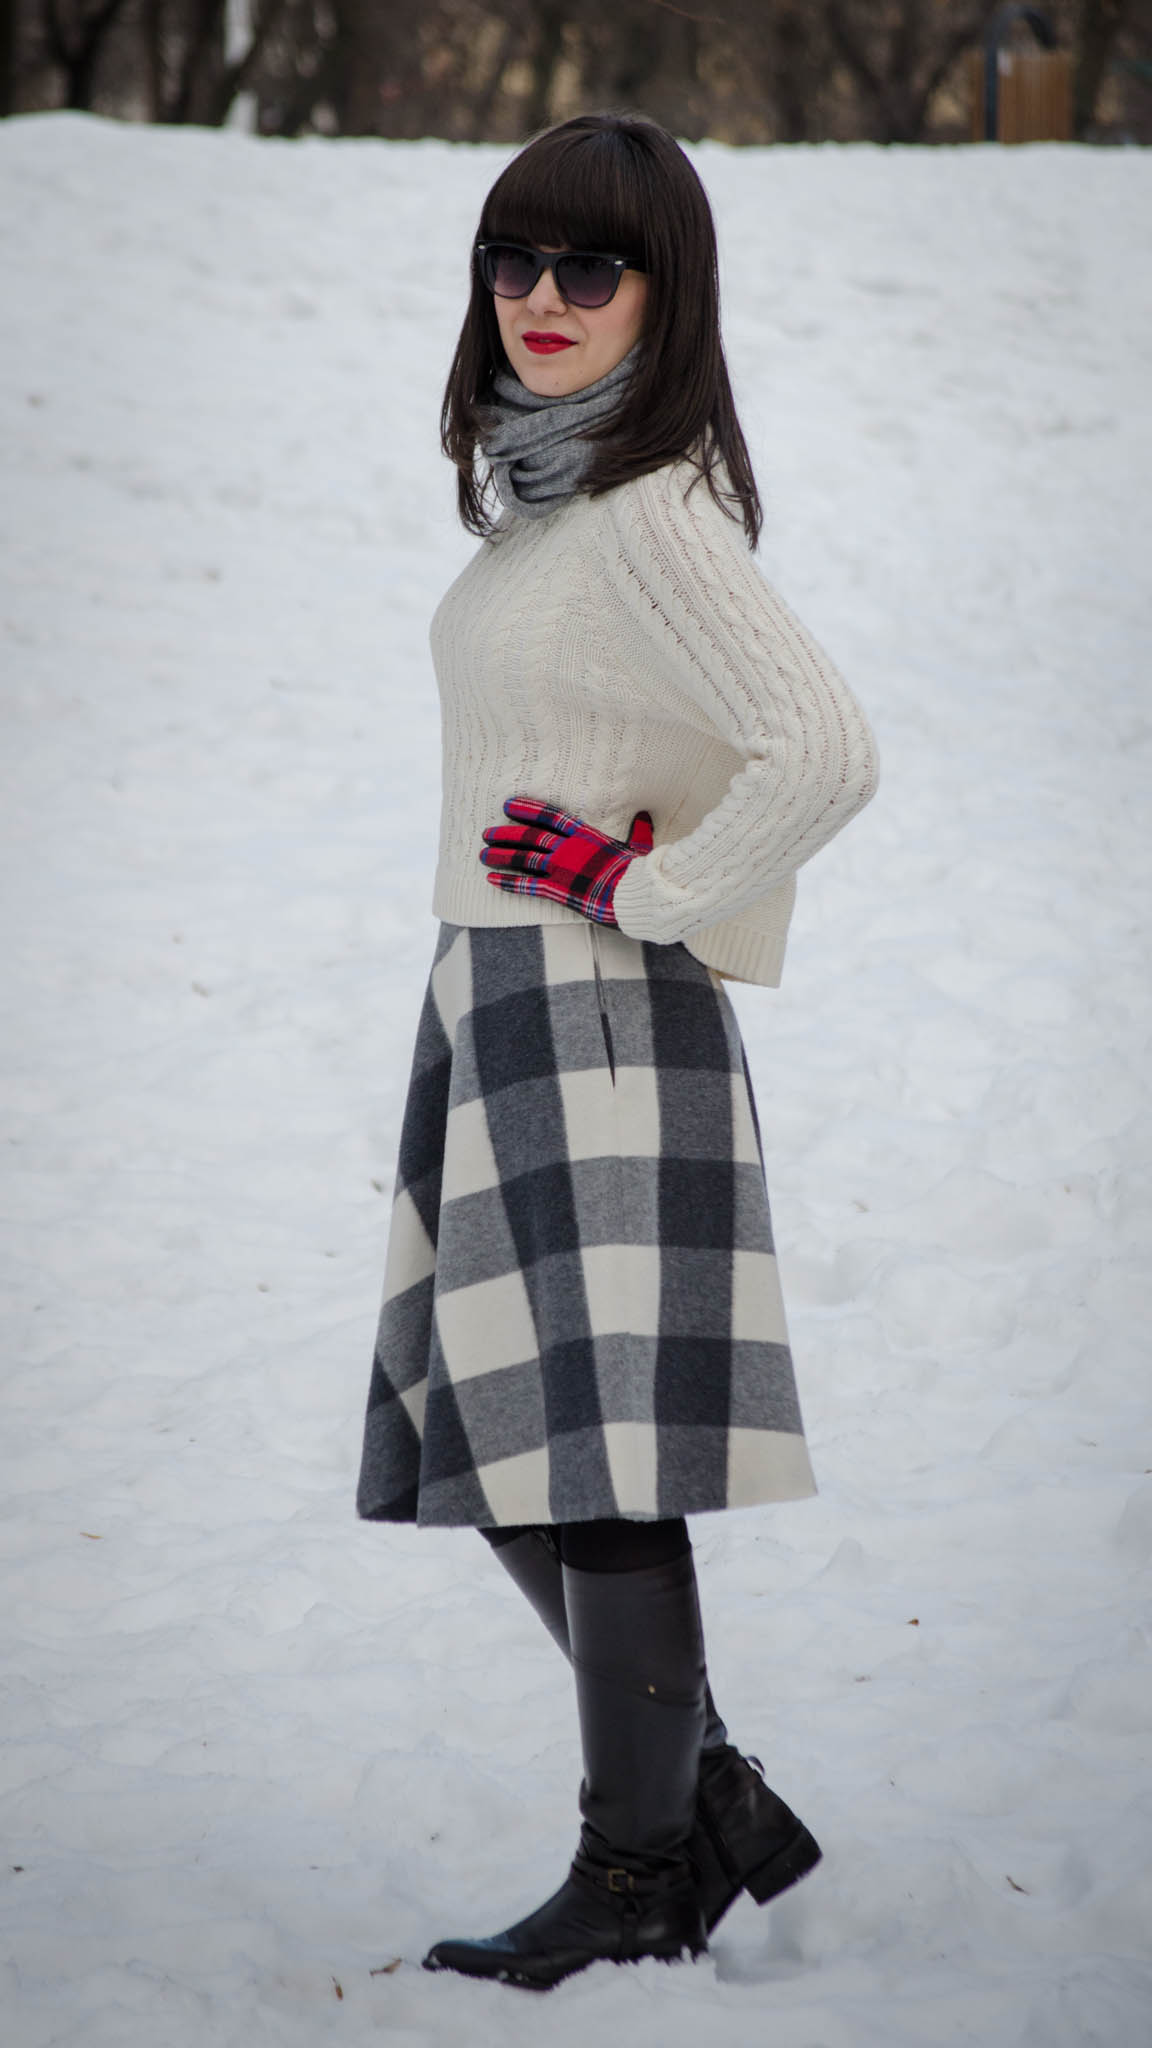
left=440, top=112, right=763, bottom=547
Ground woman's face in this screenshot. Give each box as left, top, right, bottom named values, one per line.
left=491, top=247, right=648, bottom=397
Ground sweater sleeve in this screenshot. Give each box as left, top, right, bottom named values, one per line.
left=605, top=464, right=880, bottom=944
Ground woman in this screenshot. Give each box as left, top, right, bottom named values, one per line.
left=356, top=112, right=879, bottom=1990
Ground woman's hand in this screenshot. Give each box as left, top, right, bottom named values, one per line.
left=480, top=799, right=653, bottom=927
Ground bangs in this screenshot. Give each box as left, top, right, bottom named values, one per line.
left=480, top=131, right=651, bottom=264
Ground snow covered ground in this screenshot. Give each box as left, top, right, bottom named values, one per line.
left=1, top=114, right=1150, bottom=2047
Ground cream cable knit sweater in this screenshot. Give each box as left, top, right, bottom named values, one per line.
left=430, top=459, right=879, bottom=988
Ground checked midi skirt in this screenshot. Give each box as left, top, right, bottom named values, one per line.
left=356, top=920, right=816, bottom=1528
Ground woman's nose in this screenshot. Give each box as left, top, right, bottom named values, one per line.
left=524, top=262, right=567, bottom=317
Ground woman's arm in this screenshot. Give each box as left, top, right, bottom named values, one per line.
left=604, top=464, right=879, bottom=944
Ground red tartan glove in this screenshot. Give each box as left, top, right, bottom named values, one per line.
left=480, top=798, right=654, bottom=926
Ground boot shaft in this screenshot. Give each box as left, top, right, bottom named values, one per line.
left=563, top=1552, right=707, bottom=1862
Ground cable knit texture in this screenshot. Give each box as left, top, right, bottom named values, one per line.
left=430, top=459, right=879, bottom=987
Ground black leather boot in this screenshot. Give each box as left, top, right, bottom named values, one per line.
left=486, top=1527, right=821, bottom=1933
left=693, top=1742, right=823, bottom=1919
left=422, top=1553, right=708, bottom=1990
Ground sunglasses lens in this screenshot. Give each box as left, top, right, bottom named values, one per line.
left=555, top=254, right=619, bottom=308
left=483, top=245, right=540, bottom=298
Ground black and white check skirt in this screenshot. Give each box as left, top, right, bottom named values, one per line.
left=356, top=921, right=816, bottom=1528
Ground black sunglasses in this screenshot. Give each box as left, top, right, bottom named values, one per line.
left=475, top=241, right=645, bottom=310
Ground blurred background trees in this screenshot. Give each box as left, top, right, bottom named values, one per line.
left=2, top=0, right=1149, bottom=140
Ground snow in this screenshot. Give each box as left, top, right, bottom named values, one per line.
left=1, top=112, right=1150, bottom=2046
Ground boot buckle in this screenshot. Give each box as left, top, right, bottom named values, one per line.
left=605, top=1867, right=636, bottom=1894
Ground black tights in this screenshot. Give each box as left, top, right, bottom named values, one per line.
left=481, top=1516, right=690, bottom=1574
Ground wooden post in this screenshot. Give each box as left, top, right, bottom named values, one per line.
left=968, top=47, right=1073, bottom=141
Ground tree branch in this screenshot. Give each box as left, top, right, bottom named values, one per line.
left=919, top=2, right=1003, bottom=106
left=49, top=0, right=135, bottom=68
left=167, top=0, right=227, bottom=124
left=206, top=0, right=295, bottom=124
left=824, top=0, right=884, bottom=101
left=46, top=0, right=137, bottom=107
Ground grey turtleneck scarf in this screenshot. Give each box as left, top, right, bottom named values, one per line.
left=479, top=345, right=640, bottom=520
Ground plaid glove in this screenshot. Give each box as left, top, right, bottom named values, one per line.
left=480, top=798, right=654, bottom=927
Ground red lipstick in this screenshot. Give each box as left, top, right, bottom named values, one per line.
left=523, top=333, right=575, bottom=354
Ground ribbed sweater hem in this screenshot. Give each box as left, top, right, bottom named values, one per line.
left=432, top=864, right=793, bottom=988
left=682, top=920, right=787, bottom=989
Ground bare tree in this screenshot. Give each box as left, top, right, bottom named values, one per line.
left=252, top=1, right=341, bottom=135
left=136, top=0, right=298, bottom=127
left=765, top=0, right=829, bottom=142
left=824, top=0, right=1002, bottom=142
left=5, top=0, right=1146, bottom=140
left=323, top=0, right=412, bottom=132
left=708, top=0, right=837, bottom=143
left=159, top=0, right=226, bottom=121
left=43, top=0, right=134, bottom=107
left=0, top=0, right=17, bottom=113
left=467, top=7, right=527, bottom=137
left=1074, top=0, right=1134, bottom=129
left=519, top=0, right=567, bottom=135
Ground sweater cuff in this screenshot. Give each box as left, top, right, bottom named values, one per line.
left=614, top=861, right=797, bottom=990
left=612, top=854, right=699, bottom=944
